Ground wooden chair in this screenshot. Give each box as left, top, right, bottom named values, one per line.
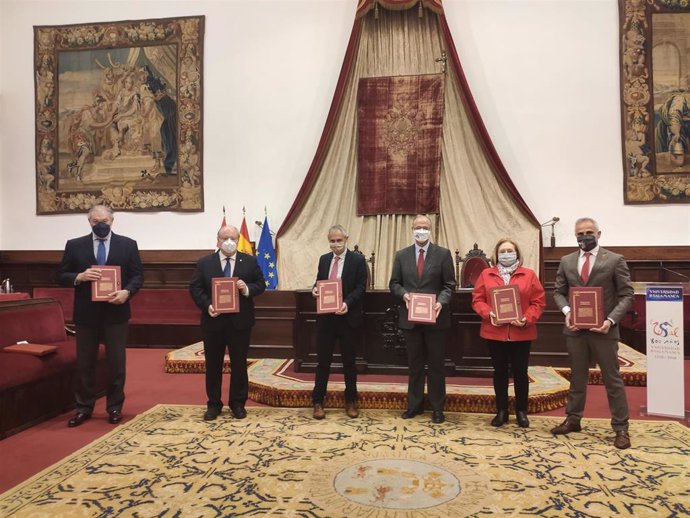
left=456, top=243, right=491, bottom=289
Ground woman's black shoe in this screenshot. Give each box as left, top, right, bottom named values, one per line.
left=490, top=410, right=509, bottom=427
left=516, top=411, right=530, bottom=428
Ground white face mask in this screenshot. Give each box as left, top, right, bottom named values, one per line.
left=497, top=252, right=518, bottom=267
left=221, top=239, right=237, bottom=255
left=330, top=242, right=346, bottom=255
left=413, top=228, right=431, bottom=243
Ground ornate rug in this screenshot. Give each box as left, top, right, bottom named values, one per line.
left=1, top=405, right=688, bottom=517
left=165, top=342, right=647, bottom=413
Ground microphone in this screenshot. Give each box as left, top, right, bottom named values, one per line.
left=539, top=217, right=560, bottom=248
left=255, top=220, right=276, bottom=236
left=540, top=216, right=560, bottom=226
left=660, top=265, right=690, bottom=281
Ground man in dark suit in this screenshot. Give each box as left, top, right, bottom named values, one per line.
left=190, top=224, right=266, bottom=421
left=552, top=217, right=634, bottom=449
left=311, top=225, right=368, bottom=420
left=389, top=214, right=456, bottom=424
left=58, top=205, right=143, bottom=427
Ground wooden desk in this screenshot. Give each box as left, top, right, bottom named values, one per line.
left=294, top=289, right=568, bottom=376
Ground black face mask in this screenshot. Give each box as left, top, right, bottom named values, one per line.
left=92, top=222, right=111, bottom=238
left=577, top=234, right=597, bottom=252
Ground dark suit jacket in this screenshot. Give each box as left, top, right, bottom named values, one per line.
left=315, top=250, right=368, bottom=327
left=57, top=232, right=144, bottom=325
left=189, top=251, right=266, bottom=331
left=553, top=247, right=634, bottom=339
left=389, top=243, right=456, bottom=330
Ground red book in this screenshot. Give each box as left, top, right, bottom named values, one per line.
left=488, top=284, right=523, bottom=324
left=570, top=286, right=604, bottom=329
left=4, top=343, right=57, bottom=357
left=91, top=265, right=121, bottom=301
left=408, top=293, right=437, bottom=324
left=212, top=277, right=240, bottom=313
left=316, top=279, right=343, bottom=314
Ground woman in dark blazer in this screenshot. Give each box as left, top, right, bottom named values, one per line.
left=472, top=238, right=545, bottom=428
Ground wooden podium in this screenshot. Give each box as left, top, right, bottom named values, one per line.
left=293, top=289, right=570, bottom=376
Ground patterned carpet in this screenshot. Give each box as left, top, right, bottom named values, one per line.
left=164, top=342, right=647, bottom=413
left=1, top=405, right=688, bottom=517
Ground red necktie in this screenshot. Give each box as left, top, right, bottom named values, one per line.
left=417, top=249, right=425, bottom=280
left=329, top=256, right=340, bottom=280
left=580, top=252, right=591, bottom=284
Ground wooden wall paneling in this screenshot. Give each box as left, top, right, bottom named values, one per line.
left=2, top=247, right=688, bottom=373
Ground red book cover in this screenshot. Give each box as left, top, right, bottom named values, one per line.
left=3, top=343, right=57, bottom=357
left=489, top=284, right=523, bottom=324
left=408, top=293, right=437, bottom=324
left=91, top=265, right=121, bottom=301
left=212, top=277, right=240, bottom=313
left=316, top=279, right=343, bottom=314
left=570, top=286, right=604, bottom=329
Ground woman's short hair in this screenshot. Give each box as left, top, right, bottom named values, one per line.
left=492, top=237, right=522, bottom=265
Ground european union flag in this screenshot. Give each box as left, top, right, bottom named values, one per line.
left=257, top=216, right=278, bottom=289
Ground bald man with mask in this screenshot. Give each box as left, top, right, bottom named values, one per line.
left=389, top=215, right=456, bottom=424
left=190, top=225, right=266, bottom=421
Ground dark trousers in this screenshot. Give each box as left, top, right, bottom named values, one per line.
left=312, top=315, right=358, bottom=404
left=403, top=327, right=447, bottom=412
left=75, top=322, right=128, bottom=414
left=486, top=340, right=531, bottom=412
left=203, top=323, right=251, bottom=411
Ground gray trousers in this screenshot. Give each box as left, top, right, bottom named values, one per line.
left=565, top=333, right=629, bottom=431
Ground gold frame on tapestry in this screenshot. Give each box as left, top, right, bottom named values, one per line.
left=33, top=15, right=204, bottom=214
left=620, top=0, right=690, bottom=204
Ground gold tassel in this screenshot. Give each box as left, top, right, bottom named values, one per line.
left=418, top=1, right=424, bottom=18
left=374, top=0, right=379, bottom=20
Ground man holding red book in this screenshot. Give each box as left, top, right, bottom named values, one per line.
left=389, top=214, right=456, bottom=424
left=58, top=205, right=143, bottom=428
left=190, top=224, right=265, bottom=421
left=310, top=225, right=368, bottom=420
left=552, top=217, right=634, bottom=449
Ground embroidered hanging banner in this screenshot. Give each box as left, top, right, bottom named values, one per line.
left=357, top=74, right=444, bottom=215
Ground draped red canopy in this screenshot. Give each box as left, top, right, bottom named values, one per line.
left=277, top=0, right=544, bottom=277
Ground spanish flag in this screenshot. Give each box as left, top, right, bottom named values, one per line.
left=238, top=216, right=253, bottom=255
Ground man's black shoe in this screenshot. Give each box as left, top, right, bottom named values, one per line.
left=401, top=408, right=423, bottom=419
left=108, top=410, right=122, bottom=424
left=67, top=412, right=91, bottom=428
left=231, top=406, right=247, bottom=419
left=203, top=408, right=221, bottom=421
left=431, top=411, right=445, bottom=424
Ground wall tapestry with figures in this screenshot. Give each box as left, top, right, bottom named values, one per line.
left=34, top=16, right=204, bottom=214
left=620, top=0, right=690, bottom=204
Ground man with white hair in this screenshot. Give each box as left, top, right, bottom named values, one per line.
left=311, top=225, right=368, bottom=420
left=58, top=204, right=143, bottom=428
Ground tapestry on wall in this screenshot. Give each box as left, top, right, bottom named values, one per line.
left=34, top=15, right=204, bottom=214
left=357, top=74, right=444, bottom=215
left=620, top=0, right=690, bottom=204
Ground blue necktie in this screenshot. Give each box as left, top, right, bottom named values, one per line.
left=97, top=239, right=106, bottom=265
left=224, top=257, right=231, bottom=277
